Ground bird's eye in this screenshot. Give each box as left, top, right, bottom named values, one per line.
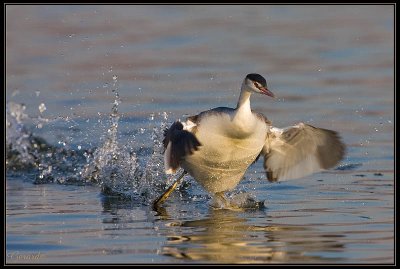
left=253, top=82, right=259, bottom=87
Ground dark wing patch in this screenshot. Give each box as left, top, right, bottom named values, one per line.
left=163, top=121, right=201, bottom=171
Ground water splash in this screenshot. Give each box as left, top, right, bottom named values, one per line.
left=7, top=78, right=184, bottom=204
left=140, top=112, right=172, bottom=196
left=79, top=77, right=172, bottom=203
left=210, top=192, right=266, bottom=210
left=6, top=97, right=260, bottom=207
left=81, top=110, right=172, bottom=202
left=6, top=97, right=254, bottom=207
left=81, top=75, right=139, bottom=195
left=335, top=163, right=362, bottom=171
left=6, top=102, right=87, bottom=184
left=6, top=102, right=44, bottom=169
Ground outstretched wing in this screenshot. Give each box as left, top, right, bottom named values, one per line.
left=163, top=118, right=201, bottom=174
left=262, top=123, right=346, bottom=182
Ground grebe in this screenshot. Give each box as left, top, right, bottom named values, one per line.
left=154, top=73, right=345, bottom=208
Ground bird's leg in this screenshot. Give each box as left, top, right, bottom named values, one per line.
left=213, top=192, right=244, bottom=210
left=152, top=170, right=187, bottom=210
left=214, top=192, right=229, bottom=208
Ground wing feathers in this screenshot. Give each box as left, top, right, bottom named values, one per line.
left=262, top=123, right=345, bottom=181
left=163, top=121, right=201, bottom=174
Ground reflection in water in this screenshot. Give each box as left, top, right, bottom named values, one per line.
left=160, top=209, right=345, bottom=263
left=6, top=5, right=393, bottom=264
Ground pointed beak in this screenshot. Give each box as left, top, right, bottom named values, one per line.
left=260, top=86, right=275, bottom=98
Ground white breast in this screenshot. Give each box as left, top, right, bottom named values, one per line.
left=181, top=112, right=267, bottom=193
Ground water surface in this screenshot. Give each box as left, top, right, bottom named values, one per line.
left=6, top=5, right=394, bottom=264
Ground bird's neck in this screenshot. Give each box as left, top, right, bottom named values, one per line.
left=236, top=85, right=252, bottom=114
left=233, top=85, right=254, bottom=128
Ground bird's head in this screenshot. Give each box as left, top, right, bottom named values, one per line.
left=243, top=73, right=275, bottom=98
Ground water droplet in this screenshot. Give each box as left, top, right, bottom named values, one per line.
left=113, top=75, right=118, bottom=81
left=38, top=103, right=46, bottom=113
left=162, top=112, right=168, bottom=121
left=11, top=90, right=20, bottom=97
left=78, top=145, right=82, bottom=150
left=58, top=141, right=66, bottom=146
left=35, top=91, right=40, bottom=97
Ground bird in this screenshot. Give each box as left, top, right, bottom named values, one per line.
left=154, top=73, right=346, bottom=208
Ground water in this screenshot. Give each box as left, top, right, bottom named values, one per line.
left=6, top=5, right=394, bottom=264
